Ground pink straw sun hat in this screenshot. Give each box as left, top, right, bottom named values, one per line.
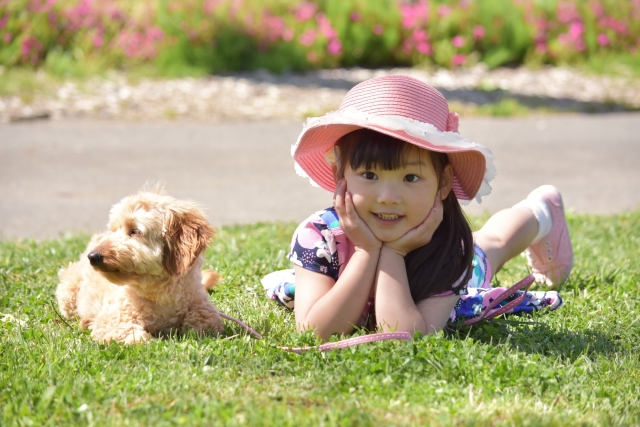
left=292, top=75, right=496, bottom=204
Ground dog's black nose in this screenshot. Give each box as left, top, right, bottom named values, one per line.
left=87, top=251, right=104, bottom=266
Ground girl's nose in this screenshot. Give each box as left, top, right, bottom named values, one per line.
left=376, top=182, right=402, bottom=204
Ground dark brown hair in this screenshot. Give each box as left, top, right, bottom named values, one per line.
left=335, top=129, right=474, bottom=301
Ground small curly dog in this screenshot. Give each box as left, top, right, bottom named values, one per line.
left=55, top=189, right=224, bottom=344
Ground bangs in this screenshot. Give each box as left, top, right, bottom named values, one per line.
left=338, top=129, right=417, bottom=172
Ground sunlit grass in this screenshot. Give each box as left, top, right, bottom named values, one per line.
left=1, top=211, right=639, bottom=426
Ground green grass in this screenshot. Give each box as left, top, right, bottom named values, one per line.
left=1, top=212, right=639, bottom=426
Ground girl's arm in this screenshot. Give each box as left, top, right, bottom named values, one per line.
left=375, top=245, right=458, bottom=334
left=376, top=195, right=456, bottom=334
left=294, top=246, right=380, bottom=341
left=294, top=180, right=382, bottom=341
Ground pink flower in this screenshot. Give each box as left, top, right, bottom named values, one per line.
left=21, top=36, right=43, bottom=64
left=558, top=22, right=585, bottom=51
left=597, top=33, right=609, bottom=46
left=29, top=0, right=57, bottom=13
left=4, top=32, right=12, bottom=43
left=350, top=11, right=361, bottom=22
left=452, top=35, right=465, bottom=48
left=0, top=14, right=8, bottom=30
left=473, top=25, right=485, bottom=40
left=556, top=1, right=580, bottom=24
left=116, top=27, right=164, bottom=60
left=451, top=54, right=466, bottom=66
left=262, top=14, right=286, bottom=42
left=327, top=38, right=342, bottom=56
left=306, top=51, right=318, bottom=62
left=316, top=13, right=337, bottom=39
left=282, top=28, right=294, bottom=42
left=294, top=2, right=317, bottom=22
left=438, top=5, right=452, bottom=17
left=204, top=0, right=222, bottom=14
left=298, top=29, right=317, bottom=46
left=568, top=22, right=584, bottom=39
left=373, top=25, right=384, bottom=35
left=413, top=29, right=428, bottom=42
left=93, top=33, right=103, bottom=47
left=591, top=1, right=604, bottom=18
left=400, top=0, right=428, bottom=29
left=599, top=17, right=628, bottom=35
left=536, top=41, right=547, bottom=53
left=416, top=41, right=432, bottom=55
left=633, top=0, right=640, bottom=18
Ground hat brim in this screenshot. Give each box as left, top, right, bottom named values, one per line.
left=292, top=108, right=496, bottom=204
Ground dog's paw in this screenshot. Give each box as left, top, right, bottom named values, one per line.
left=93, top=324, right=151, bottom=345
left=201, top=269, right=221, bottom=291
left=122, top=329, right=151, bottom=345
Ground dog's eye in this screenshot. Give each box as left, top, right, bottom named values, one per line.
left=128, top=228, right=141, bottom=237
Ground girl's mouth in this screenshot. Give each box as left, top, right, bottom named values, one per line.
left=374, top=213, right=404, bottom=224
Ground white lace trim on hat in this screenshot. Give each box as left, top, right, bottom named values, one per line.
left=292, top=107, right=496, bottom=205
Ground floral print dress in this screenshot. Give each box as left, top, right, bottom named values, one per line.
left=262, top=207, right=563, bottom=325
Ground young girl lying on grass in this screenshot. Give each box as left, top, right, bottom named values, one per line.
left=262, top=76, right=572, bottom=341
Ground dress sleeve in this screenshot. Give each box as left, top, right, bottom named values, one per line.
left=288, top=210, right=341, bottom=282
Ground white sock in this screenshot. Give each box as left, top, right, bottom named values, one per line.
left=513, top=194, right=552, bottom=243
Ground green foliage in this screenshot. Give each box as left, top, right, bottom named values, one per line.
left=1, top=212, right=640, bottom=425
left=0, top=0, right=638, bottom=76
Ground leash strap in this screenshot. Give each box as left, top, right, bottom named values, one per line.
left=220, top=274, right=535, bottom=350
left=279, top=332, right=413, bottom=353
left=219, top=312, right=262, bottom=339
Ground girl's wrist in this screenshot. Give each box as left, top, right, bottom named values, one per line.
left=353, top=244, right=382, bottom=257
left=383, top=243, right=408, bottom=258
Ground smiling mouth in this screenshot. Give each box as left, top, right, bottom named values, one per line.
left=374, top=213, right=403, bottom=221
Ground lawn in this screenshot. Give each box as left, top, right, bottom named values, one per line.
left=1, top=212, right=639, bottom=426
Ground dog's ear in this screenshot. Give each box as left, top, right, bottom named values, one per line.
left=162, top=206, right=216, bottom=276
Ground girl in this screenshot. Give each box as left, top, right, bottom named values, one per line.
left=263, top=76, right=572, bottom=341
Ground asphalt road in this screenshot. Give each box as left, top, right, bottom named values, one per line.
left=1, top=113, right=639, bottom=240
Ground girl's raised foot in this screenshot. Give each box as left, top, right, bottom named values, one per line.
left=524, top=185, right=573, bottom=287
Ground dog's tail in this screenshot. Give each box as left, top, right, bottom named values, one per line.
left=201, top=269, right=221, bottom=291
left=56, top=261, right=84, bottom=318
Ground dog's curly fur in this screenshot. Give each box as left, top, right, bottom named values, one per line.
left=55, top=189, right=224, bottom=344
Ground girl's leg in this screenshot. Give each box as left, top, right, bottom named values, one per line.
left=473, top=206, right=538, bottom=275
left=474, top=185, right=573, bottom=286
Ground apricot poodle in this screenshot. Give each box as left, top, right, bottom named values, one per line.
left=56, top=189, right=224, bottom=344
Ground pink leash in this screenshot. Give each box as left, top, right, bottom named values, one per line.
left=219, top=274, right=535, bottom=351
left=219, top=313, right=262, bottom=339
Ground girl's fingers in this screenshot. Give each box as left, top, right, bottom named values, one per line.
left=333, top=180, right=345, bottom=201
left=344, top=191, right=357, bottom=217
left=333, top=181, right=346, bottom=213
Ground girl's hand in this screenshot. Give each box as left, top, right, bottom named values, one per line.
left=333, top=180, right=382, bottom=252
left=384, top=195, right=444, bottom=257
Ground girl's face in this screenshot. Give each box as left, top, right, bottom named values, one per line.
left=342, top=147, right=448, bottom=242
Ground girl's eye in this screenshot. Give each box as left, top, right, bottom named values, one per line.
left=362, top=172, right=378, bottom=180
left=129, top=228, right=141, bottom=237
left=404, top=174, right=420, bottom=182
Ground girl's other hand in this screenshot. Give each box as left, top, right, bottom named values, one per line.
left=385, top=195, right=443, bottom=257
left=333, top=180, right=382, bottom=252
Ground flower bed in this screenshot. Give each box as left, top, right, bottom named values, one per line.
left=1, top=0, right=638, bottom=74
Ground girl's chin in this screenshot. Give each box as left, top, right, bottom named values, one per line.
left=371, top=228, right=410, bottom=243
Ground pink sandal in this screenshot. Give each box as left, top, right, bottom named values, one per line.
left=525, top=185, right=573, bottom=287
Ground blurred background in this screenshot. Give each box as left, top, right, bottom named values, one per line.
left=2, top=0, right=639, bottom=78
left=1, top=0, right=639, bottom=239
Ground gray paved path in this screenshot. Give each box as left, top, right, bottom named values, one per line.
left=1, top=113, right=639, bottom=240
